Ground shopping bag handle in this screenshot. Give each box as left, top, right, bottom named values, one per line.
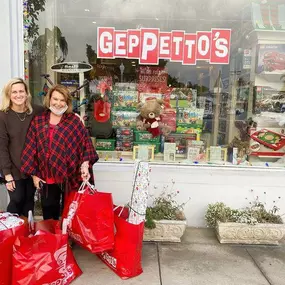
left=113, top=205, right=125, bottom=217
left=78, top=181, right=96, bottom=194
left=62, top=218, right=68, bottom=234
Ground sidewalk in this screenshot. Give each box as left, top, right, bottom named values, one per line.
left=72, top=228, right=285, bottom=285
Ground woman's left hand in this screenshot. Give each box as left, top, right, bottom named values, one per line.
left=81, top=168, right=90, bottom=181
left=80, top=161, right=90, bottom=181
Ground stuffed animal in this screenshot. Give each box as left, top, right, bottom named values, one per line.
left=136, top=98, right=171, bottom=137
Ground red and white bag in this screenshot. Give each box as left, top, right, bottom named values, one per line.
left=98, top=206, right=145, bottom=279
left=62, top=181, right=114, bottom=253
left=0, top=213, right=28, bottom=285
left=12, top=219, right=82, bottom=285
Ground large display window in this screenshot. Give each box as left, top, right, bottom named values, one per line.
left=23, top=0, right=285, bottom=167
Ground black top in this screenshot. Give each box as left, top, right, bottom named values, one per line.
left=0, top=104, right=45, bottom=180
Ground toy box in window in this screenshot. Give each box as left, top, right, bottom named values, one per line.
left=111, top=111, right=139, bottom=128
left=134, top=130, right=160, bottom=143
left=116, top=127, right=134, bottom=141
left=160, top=108, right=177, bottom=132
left=176, top=108, right=204, bottom=129
left=249, top=127, right=285, bottom=157
left=256, top=44, right=285, bottom=75
left=165, top=133, right=197, bottom=154
left=113, top=90, right=138, bottom=110
left=96, top=139, right=116, bottom=151
left=116, top=140, right=134, bottom=151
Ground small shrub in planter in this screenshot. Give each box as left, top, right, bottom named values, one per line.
left=145, top=180, right=189, bottom=229
left=205, top=190, right=285, bottom=245
left=143, top=180, right=190, bottom=242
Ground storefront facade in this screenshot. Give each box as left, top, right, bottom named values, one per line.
left=2, top=0, right=285, bottom=226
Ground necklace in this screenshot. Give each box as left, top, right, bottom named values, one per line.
left=13, top=110, right=28, bottom=122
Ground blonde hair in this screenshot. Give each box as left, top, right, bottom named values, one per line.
left=0, top=78, right=33, bottom=114
left=43, top=84, right=73, bottom=114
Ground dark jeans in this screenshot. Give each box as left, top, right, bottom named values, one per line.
left=7, top=177, right=36, bottom=217
left=41, top=183, right=64, bottom=220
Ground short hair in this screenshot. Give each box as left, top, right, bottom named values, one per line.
left=44, top=84, right=73, bottom=114
left=0, top=78, right=33, bottom=114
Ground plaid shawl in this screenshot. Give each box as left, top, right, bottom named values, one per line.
left=21, top=110, right=98, bottom=190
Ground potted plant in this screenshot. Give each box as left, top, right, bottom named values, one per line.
left=205, top=191, right=285, bottom=245
left=143, top=181, right=190, bottom=242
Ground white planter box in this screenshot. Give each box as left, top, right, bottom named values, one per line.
left=143, top=219, right=187, bottom=242
left=216, top=222, right=285, bottom=245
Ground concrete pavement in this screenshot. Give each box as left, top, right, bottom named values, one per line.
left=72, top=228, right=285, bottom=285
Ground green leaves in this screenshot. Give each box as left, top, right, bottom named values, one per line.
left=145, top=189, right=188, bottom=229
left=205, top=200, right=283, bottom=228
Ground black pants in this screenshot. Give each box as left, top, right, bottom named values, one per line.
left=41, top=183, right=64, bottom=220
left=7, top=177, right=36, bottom=217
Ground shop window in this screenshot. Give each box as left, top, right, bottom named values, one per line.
left=23, top=0, right=285, bottom=167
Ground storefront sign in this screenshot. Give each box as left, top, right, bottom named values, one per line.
left=60, top=80, right=79, bottom=86
left=51, top=62, right=93, bottom=73
left=97, top=27, right=231, bottom=65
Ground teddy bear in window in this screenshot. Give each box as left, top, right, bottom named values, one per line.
left=136, top=97, right=171, bottom=137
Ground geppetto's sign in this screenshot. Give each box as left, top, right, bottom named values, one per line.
left=97, top=27, right=231, bottom=65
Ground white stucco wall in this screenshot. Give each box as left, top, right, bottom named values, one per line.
left=93, top=162, right=285, bottom=227
left=0, top=0, right=24, bottom=98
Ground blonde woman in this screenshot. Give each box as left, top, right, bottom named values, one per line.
left=0, top=78, right=44, bottom=216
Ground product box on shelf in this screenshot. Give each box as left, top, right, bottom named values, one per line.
left=116, top=140, right=134, bottom=151
left=116, top=127, right=134, bottom=141
left=96, top=139, right=116, bottom=151
left=160, top=108, right=177, bottom=132
left=249, top=127, right=285, bottom=157
left=176, top=107, right=204, bottom=129
left=134, top=131, right=160, bottom=143
left=113, top=90, right=138, bottom=110
left=165, top=133, right=197, bottom=154
left=111, top=111, right=139, bottom=128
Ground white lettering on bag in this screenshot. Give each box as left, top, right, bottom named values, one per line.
left=43, top=244, right=73, bottom=285
left=101, top=252, right=117, bottom=269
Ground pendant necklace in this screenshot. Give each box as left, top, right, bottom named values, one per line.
left=13, top=110, right=27, bottom=122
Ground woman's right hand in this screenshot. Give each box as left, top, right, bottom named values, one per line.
left=32, top=175, right=46, bottom=190
left=5, top=174, right=15, bottom=192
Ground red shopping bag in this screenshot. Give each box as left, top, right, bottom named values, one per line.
left=12, top=220, right=82, bottom=285
left=62, top=182, right=114, bottom=253
left=98, top=206, right=145, bottom=279
left=0, top=214, right=28, bottom=285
